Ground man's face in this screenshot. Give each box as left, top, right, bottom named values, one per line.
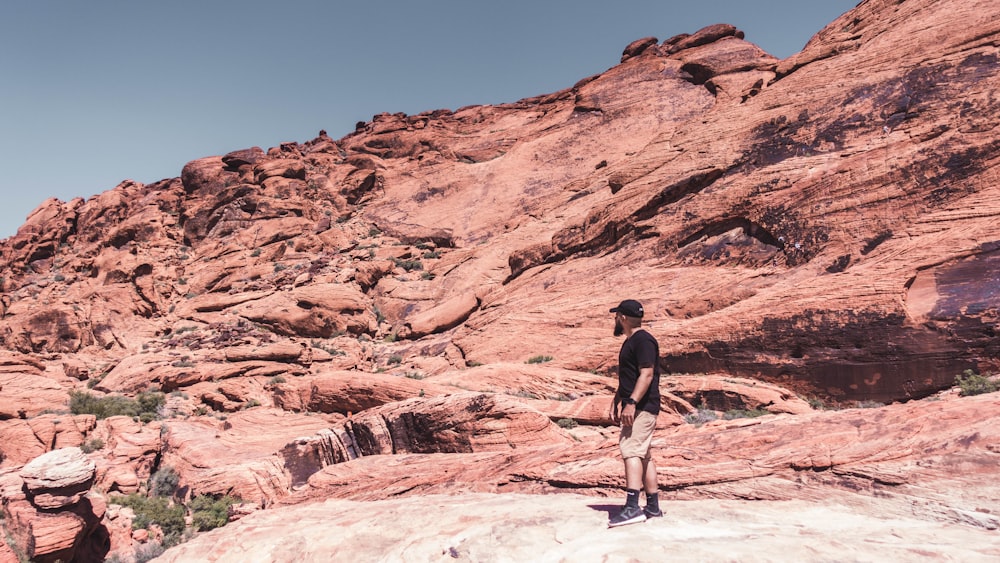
left=613, top=313, right=624, bottom=337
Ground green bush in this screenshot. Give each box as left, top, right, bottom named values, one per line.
left=133, top=542, right=166, bottom=563
left=956, top=370, right=998, bottom=396
left=556, top=418, right=578, bottom=429
left=189, top=494, right=237, bottom=531
left=806, top=396, right=826, bottom=410
left=69, top=390, right=165, bottom=421
left=80, top=438, right=105, bottom=453
left=118, top=494, right=186, bottom=538
left=723, top=408, right=769, bottom=420
left=526, top=355, right=553, bottom=364
left=149, top=467, right=180, bottom=497
left=684, top=408, right=718, bottom=426
left=392, top=258, right=423, bottom=272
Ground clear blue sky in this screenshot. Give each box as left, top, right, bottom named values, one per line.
left=0, top=1, right=857, bottom=240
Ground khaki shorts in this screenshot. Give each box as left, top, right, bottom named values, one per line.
left=619, top=409, right=657, bottom=460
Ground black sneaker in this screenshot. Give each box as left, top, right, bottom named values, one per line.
left=608, top=505, right=647, bottom=528
left=644, top=506, right=663, bottom=518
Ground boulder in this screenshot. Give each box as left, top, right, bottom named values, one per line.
left=234, top=284, right=374, bottom=337
left=20, top=448, right=96, bottom=509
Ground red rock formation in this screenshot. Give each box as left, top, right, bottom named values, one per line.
left=1, top=448, right=109, bottom=563
left=0, top=0, right=998, bottom=559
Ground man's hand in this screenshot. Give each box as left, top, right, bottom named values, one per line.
left=620, top=403, right=636, bottom=427
left=610, top=398, right=620, bottom=424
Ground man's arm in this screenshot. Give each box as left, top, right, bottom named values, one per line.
left=620, top=366, right=653, bottom=426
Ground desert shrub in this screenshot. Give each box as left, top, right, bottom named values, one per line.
left=392, top=258, right=423, bottom=272
left=723, top=408, right=769, bottom=420
left=136, top=390, right=165, bottom=413
left=69, top=390, right=165, bottom=421
left=189, top=494, right=238, bottom=531
left=422, top=250, right=441, bottom=259
left=118, top=494, right=185, bottom=538
left=853, top=400, right=884, bottom=409
left=388, top=354, right=403, bottom=365
left=556, top=418, right=578, bottom=429
left=133, top=541, right=166, bottom=563
left=806, top=396, right=826, bottom=410
left=956, top=369, right=998, bottom=396
left=684, top=408, right=718, bottom=426
left=80, top=438, right=105, bottom=453
left=268, top=375, right=287, bottom=385
left=149, top=467, right=180, bottom=497
left=526, top=355, right=553, bottom=364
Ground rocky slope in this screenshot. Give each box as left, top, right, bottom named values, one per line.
left=1, top=0, right=999, bottom=561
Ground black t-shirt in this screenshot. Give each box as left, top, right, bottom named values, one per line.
left=617, top=329, right=661, bottom=414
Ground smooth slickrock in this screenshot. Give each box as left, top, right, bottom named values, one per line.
left=271, top=368, right=451, bottom=414
left=158, top=409, right=340, bottom=505
left=155, top=492, right=1000, bottom=563
left=0, top=352, right=69, bottom=420
left=0, top=414, right=96, bottom=466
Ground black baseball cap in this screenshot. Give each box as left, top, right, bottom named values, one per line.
left=610, top=299, right=643, bottom=318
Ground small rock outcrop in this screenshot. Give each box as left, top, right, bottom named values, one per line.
left=1, top=448, right=108, bottom=563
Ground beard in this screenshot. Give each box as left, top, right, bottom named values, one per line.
left=613, top=319, right=624, bottom=337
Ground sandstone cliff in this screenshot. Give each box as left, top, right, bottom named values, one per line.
left=1, top=0, right=999, bottom=561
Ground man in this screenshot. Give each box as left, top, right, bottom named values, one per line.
left=608, top=299, right=662, bottom=528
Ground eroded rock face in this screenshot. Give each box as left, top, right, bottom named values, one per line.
left=4, top=1, right=997, bottom=400
left=0, top=0, right=998, bottom=560
left=2, top=448, right=109, bottom=563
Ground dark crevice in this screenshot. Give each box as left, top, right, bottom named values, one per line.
left=678, top=218, right=783, bottom=250
left=633, top=168, right=725, bottom=221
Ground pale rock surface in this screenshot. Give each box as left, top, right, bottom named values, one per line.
left=20, top=447, right=96, bottom=509
left=154, top=492, right=1000, bottom=563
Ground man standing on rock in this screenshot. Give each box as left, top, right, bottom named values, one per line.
left=608, top=299, right=662, bottom=528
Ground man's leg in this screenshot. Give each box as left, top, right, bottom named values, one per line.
left=624, top=457, right=645, bottom=490
left=608, top=456, right=647, bottom=527
left=610, top=413, right=656, bottom=527
left=642, top=457, right=661, bottom=517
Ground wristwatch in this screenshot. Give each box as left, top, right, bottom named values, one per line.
left=623, top=397, right=636, bottom=406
